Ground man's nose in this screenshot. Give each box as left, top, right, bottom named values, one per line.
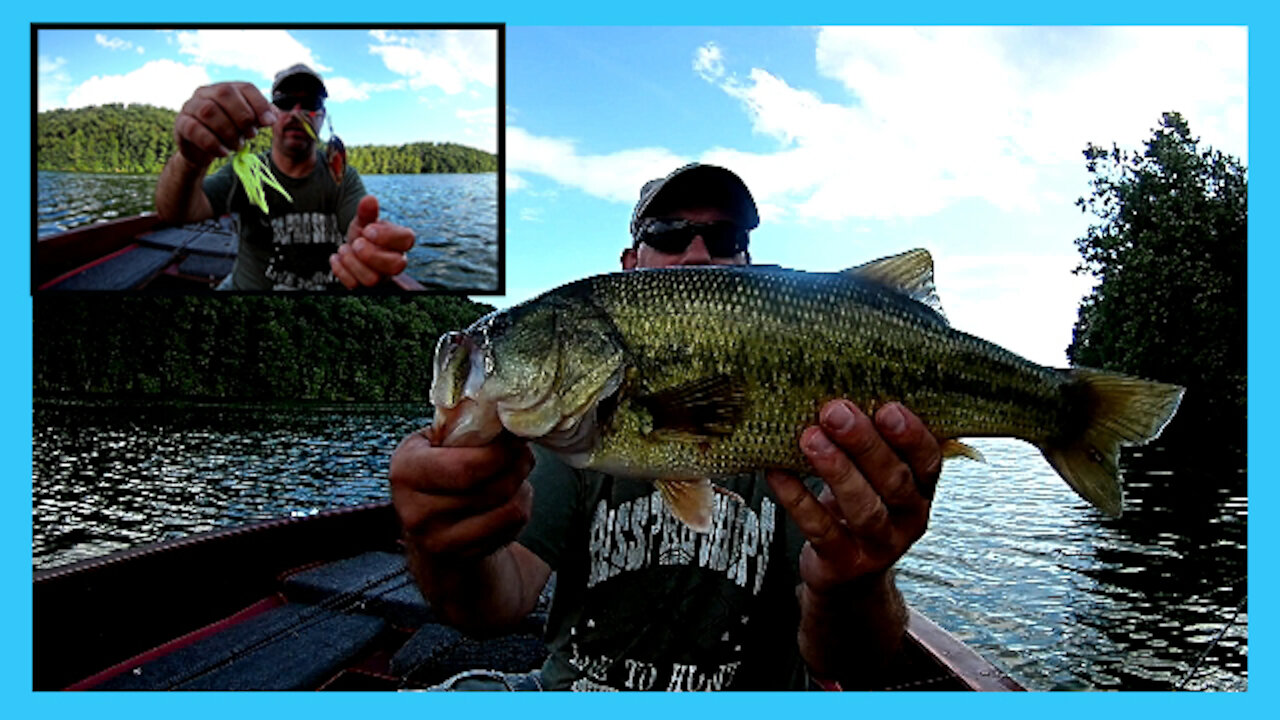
left=676, top=235, right=713, bottom=265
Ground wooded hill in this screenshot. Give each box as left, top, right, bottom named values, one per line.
left=37, top=103, right=497, bottom=175
left=34, top=295, right=494, bottom=402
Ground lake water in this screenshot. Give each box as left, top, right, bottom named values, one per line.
left=35, top=171, right=499, bottom=292
left=30, top=402, right=1247, bottom=692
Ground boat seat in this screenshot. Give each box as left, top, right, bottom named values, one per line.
left=391, top=623, right=549, bottom=687
left=283, top=551, right=433, bottom=628
left=176, top=253, right=234, bottom=281
left=388, top=572, right=557, bottom=686
left=50, top=246, right=176, bottom=290
left=182, top=228, right=237, bottom=257
left=96, top=603, right=387, bottom=690
left=139, top=217, right=236, bottom=257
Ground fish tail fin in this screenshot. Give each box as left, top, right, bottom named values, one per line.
left=1040, top=368, right=1185, bottom=517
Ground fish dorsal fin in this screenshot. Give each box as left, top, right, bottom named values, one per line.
left=844, top=249, right=947, bottom=320
left=641, top=374, right=746, bottom=437
left=655, top=478, right=715, bottom=533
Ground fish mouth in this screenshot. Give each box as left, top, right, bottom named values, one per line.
left=429, top=397, right=504, bottom=447
left=429, top=331, right=500, bottom=447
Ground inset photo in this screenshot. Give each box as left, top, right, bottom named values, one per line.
left=33, top=25, right=503, bottom=293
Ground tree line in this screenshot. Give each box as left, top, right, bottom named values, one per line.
left=1068, top=112, right=1246, bottom=443
left=34, top=295, right=493, bottom=402
left=37, top=103, right=496, bottom=175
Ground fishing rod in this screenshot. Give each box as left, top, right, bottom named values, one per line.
left=1175, top=589, right=1248, bottom=691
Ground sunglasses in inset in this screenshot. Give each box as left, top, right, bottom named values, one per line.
left=634, top=219, right=749, bottom=258
left=272, top=93, right=325, bottom=113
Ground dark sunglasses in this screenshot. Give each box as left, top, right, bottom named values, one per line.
left=272, top=93, right=325, bottom=113
left=634, top=219, right=749, bottom=258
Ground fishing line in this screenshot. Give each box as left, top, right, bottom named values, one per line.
left=1175, top=591, right=1247, bottom=691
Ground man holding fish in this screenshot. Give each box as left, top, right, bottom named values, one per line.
left=155, top=64, right=414, bottom=290
left=391, top=164, right=945, bottom=690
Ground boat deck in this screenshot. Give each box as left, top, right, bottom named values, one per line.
left=37, top=215, right=237, bottom=291
left=33, top=503, right=1023, bottom=691
left=34, top=214, right=429, bottom=292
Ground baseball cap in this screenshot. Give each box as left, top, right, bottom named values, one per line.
left=272, top=63, right=328, bottom=98
left=630, top=163, right=760, bottom=239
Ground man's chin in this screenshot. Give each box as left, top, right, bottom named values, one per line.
left=279, top=136, right=315, bottom=158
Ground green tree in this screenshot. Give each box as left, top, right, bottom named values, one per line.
left=1067, top=112, right=1246, bottom=437
left=38, top=104, right=497, bottom=175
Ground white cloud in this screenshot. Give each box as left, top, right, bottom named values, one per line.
left=37, top=55, right=71, bottom=112
left=507, top=127, right=686, bottom=205
left=322, top=76, right=369, bottom=102
left=176, top=29, right=329, bottom=83
left=456, top=106, right=497, bottom=152
left=509, top=27, right=1245, bottom=233
left=369, top=29, right=497, bottom=95
left=331, top=77, right=406, bottom=104
left=38, top=55, right=66, bottom=75
left=685, top=27, right=1245, bottom=225
left=933, top=252, right=1097, bottom=366
left=95, top=34, right=133, bottom=52
left=63, top=59, right=211, bottom=111
left=693, top=42, right=725, bottom=81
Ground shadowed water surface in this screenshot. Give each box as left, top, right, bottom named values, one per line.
left=31, top=404, right=1246, bottom=691
left=898, top=438, right=1246, bottom=692
left=33, top=402, right=425, bottom=568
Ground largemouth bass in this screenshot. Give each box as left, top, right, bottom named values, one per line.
left=429, top=250, right=1184, bottom=532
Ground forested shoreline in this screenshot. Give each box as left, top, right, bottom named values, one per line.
left=37, top=103, right=497, bottom=175
left=34, top=295, right=493, bottom=402
left=1068, top=113, right=1246, bottom=445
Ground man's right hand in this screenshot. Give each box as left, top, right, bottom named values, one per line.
left=173, top=82, right=279, bottom=170
left=389, top=430, right=535, bottom=562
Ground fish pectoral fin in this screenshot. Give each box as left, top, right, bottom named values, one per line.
left=940, top=438, right=985, bottom=462
left=642, top=374, right=747, bottom=437
left=656, top=478, right=715, bottom=533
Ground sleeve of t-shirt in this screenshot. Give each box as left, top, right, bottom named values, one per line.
left=338, top=166, right=367, bottom=235
left=517, top=446, right=583, bottom=571
left=201, top=161, right=236, bottom=214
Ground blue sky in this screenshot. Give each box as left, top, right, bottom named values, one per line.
left=36, top=27, right=499, bottom=153
left=502, top=26, right=1247, bottom=368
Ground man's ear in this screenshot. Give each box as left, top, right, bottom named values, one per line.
left=621, top=247, right=638, bottom=270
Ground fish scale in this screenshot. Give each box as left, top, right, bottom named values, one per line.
left=587, top=266, right=1063, bottom=476
left=431, top=251, right=1185, bottom=530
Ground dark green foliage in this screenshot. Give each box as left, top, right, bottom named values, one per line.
left=37, top=104, right=496, bottom=175
left=33, top=295, right=493, bottom=402
left=345, top=142, right=498, bottom=174
left=1068, top=112, right=1246, bottom=431
left=37, top=103, right=178, bottom=174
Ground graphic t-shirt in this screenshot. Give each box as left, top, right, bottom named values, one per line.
left=518, top=448, right=822, bottom=690
left=203, top=150, right=364, bottom=290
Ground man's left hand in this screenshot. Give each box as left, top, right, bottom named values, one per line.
left=765, top=399, right=941, bottom=681
left=332, top=195, right=416, bottom=288
left=767, top=399, right=940, bottom=590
